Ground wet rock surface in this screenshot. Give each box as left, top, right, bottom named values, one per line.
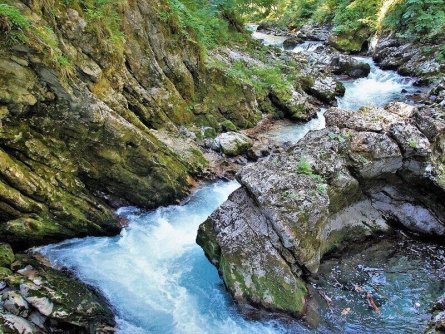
left=316, top=236, right=445, bottom=333
left=372, top=35, right=445, bottom=83
left=0, top=245, right=115, bottom=333
left=197, top=102, right=445, bottom=316
left=427, top=293, right=445, bottom=334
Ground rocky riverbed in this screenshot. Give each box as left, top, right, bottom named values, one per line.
left=196, top=25, right=445, bottom=333
left=1, top=2, right=444, bottom=333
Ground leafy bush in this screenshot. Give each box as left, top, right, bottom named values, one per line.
left=383, top=0, right=445, bottom=40
left=167, top=0, right=247, bottom=50
left=332, top=0, right=382, bottom=35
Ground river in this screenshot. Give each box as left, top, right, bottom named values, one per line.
left=37, top=29, right=443, bottom=334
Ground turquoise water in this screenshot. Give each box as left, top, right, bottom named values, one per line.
left=317, top=238, right=445, bottom=334
left=37, top=30, right=443, bottom=334
left=38, top=181, right=307, bottom=334
left=37, top=181, right=445, bottom=334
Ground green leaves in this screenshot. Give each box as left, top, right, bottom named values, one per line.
left=383, top=0, right=445, bottom=39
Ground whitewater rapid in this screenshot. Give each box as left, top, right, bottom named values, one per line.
left=39, top=181, right=307, bottom=333
left=38, top=29, right=425, bottom=334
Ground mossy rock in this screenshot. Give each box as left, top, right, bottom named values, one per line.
left=0, top=267, right=12, bottom=279
left=328, top=29, right=370, bottom=53
left=0, top=243, right=14, bottom=268
left=220, top=120, right=237, bottom=132
left=203, top=127, right=217, bottom=139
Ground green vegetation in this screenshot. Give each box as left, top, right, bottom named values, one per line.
left=295, top=157, right=327, bottom=194
left=383, top=0, right=445, bottom=40
left=296, top=157, right=313, bottom=175
left=223, top=0, right=445, bottom=51
left=407, top=138, right=418, bottom=149
left=0, top=0, right=125, bottom=75
left=0, top=2, right=74, bottom=75
left=166, top=0, right=247, bottom=50
left=226, top=60, right=294, bottom=97
left=0, top=3, right=30, bottom=43
left=282, top=190, right=302, bottom=200
left=64, top=0, right=126, bottom=57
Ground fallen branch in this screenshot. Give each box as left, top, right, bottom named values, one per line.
left=367, top=292, right=381, bottom=314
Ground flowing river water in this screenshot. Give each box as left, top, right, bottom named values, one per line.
left=37, top=30, right=444, bottom=333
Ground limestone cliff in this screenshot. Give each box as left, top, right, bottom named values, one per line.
left=197, top=102, right=445, bottom=316
left=0, top=0, right=263, bottom=248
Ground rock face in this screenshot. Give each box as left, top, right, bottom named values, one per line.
left=0, top=245, right=115, bottom=333
left=0, top=0, right=266, bottom=248
left=426, top=294, right=445, bottom=334
left=372, top=34, right=445, bottom=83
left=197, top=102, right=445, bottom=316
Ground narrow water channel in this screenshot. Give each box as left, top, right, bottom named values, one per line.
left=37, top=29, right=442, bottom=334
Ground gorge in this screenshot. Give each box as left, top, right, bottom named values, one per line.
left=0, top=0, right=444, bottom=333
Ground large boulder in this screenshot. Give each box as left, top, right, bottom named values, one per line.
left=212, top=132, right=253, bottom=156
left=302, top=75, right=345, bottom=104
left=268, top=89, right=317, bottom=121
left=197, top=102, right=445, bottom=316
left=330, top=55, right=371, bottom=78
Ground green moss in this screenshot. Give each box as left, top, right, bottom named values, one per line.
left=322, top=225, right=371, bottom=255
left=0, top=267, right=12, bottom=278
left=225, top=60, right=294, bottom=99
left=220, top=253, right=307, bottom=314
left=202, top=127, right=216, bottom=138
left=220, top=120, right=237, bottom=132
left=0, top=243, right=14, bottom=268
left=329, top=31, right=368, bottom=53
left=196, top=220, right=221, bottom=264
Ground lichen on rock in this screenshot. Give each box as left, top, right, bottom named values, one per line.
left=197, top=102, right=445, bottom=316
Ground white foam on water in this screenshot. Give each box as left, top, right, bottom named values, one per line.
left=38, top=181, right=303, bottom=334
left=252, top=31, right=287, bottom=47
left=291, top=41, right=323, bottom=53
left=271, top=108, right=326, bottom=144
left=337, top=57, right=416, bottom=110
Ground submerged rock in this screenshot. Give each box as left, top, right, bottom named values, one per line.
left=197, top=102, right=445, bottom=316
left=283, top=37, right=303, bottom=50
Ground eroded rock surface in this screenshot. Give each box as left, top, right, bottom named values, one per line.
left=197, top=102, right=445, bottom=316
left=0, top=245, right=114, bottom=333
left=372, top=35, right=445, bottom=83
